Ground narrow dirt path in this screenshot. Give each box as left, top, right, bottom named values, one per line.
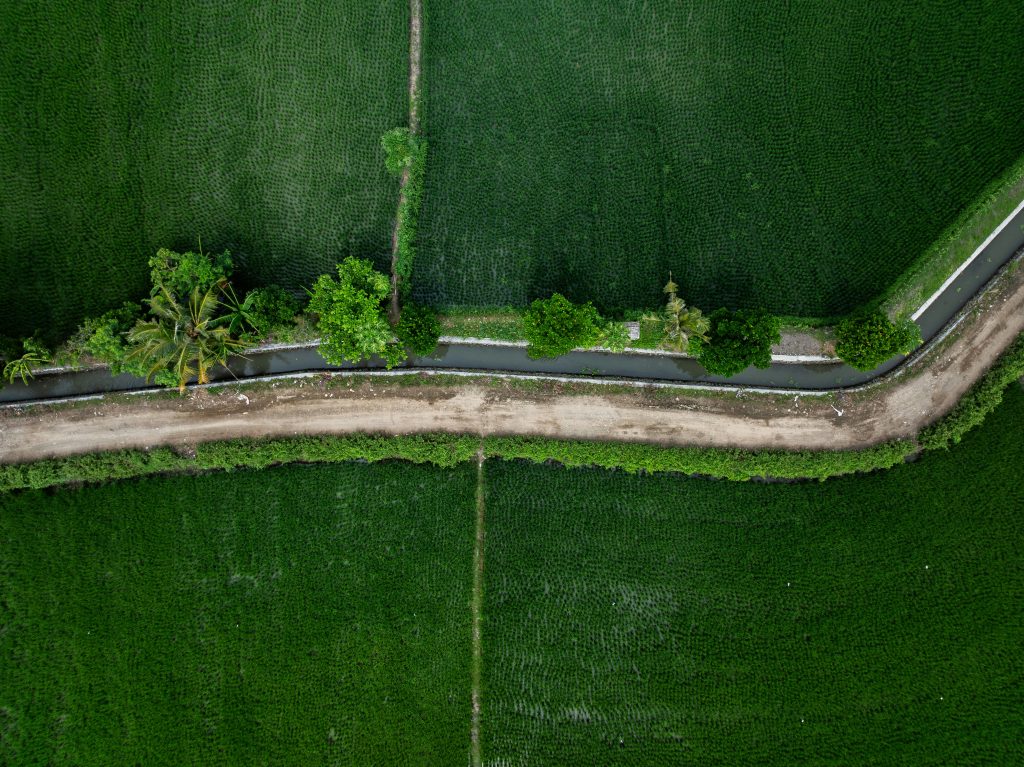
left=1, top=257, right=1022, bottom=463
left=389, top=0, right=423, bottom=323
left=469, top=447, right=485, bottom=767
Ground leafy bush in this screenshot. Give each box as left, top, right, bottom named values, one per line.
left=68, top=302, right=145, bottom=372
left=836, top=312, right=921, bottom=371
left=381, top=127, right=412, bottom=176
left=919, top=332, right=1024, bottom=450
left=522, top=293, right=604, bottom=359
left=395, top=136, right=427, bottom=295
left=396, top=303, right=442, bottom=356
left=149, top=247, right=233, bottom=300
left=484, top=435, right=913, bottom=482
left=246, top=286, right=299, bottom=335
left=307, top=259, right=405, bottom=368
left=0, top=434, right=479, bottom=493
left=597, top=321, right=630, bottom=352
left=691, top=309, right=781, bottom=377
left=219, top=285, right=299, bottom=339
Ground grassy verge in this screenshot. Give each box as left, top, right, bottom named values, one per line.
left=882, top=154, right=1024, bottom=318
left=0, top=434, right=478, bottom=493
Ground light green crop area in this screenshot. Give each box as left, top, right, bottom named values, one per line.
left=0, top=2, right=407, bottom=341
left=416, top=0, right=1024, bottom=318
left=0, top=461, right=475, bottom=765
left=481, top=385, right=1024, bottom=764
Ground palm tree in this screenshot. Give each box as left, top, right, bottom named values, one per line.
left=642, top=274, right=710, bottom=354
left=127, top=285, right=246, bottom=392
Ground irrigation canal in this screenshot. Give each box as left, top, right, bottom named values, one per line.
left=3, top=201, right=1023, bottom=404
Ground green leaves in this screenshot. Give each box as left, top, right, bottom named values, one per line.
left=396, top=303, right=442, bottom=356
left=149, top=247, right=233, bottom=300
left=127, top=286, right=246, bottom=391
left=308, top=259, right=405, bottom=368
left=522, top=293, right=604, bottom=359
left=381, top=127, right=413, bottom=176
left=642, top=276, right=710, bottom=353
left=691, top=308, right=781, bottom=377
left=835, top=312, right=921, bottom=371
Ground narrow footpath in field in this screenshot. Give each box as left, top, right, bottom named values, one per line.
left=469, top=447, right=485, bottom=767
left=389, top=0, right=423, bottom=323
left=2, top=260, right=1023, bottom=464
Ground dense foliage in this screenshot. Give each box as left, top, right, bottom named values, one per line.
left=691, top=308, right=782, bottom=377
left=0, top=2, right=408, bottom=341
left=0, top=461, right=475, bottom=765
left=482, top=392, right=1024, bottom=763
left=522, top=293, right=605, bottom=359
left=835, top=312, right=922, bottom=371
left=485, top=435, right=913, bottom=482
left=0, top=433, right=479, bottom=493
left=127, top=286, right=247, bottom=392
left=395, top=135, right=428, bottom=295
left=641, top=276, right=710, bottom=353
left=1, top=337, right=50, bottom=385
left=148, top=247, right=233, bottom=299
left=307, top=259, right=405, bottom=368
left=919, top=332, right=1024, bottom=449
left=414, top=0, right=1024, bottom=317
left=396, top=303, right=442, bottom=356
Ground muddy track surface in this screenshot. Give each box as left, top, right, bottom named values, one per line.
left=2, top=264, right=1022, bottom=465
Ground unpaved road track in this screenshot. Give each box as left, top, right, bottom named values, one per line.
left=2, top=264, right=1022, bottom=465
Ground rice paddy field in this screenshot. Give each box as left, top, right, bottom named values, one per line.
left=482, top=384, right=1024, bottom=765
left=415, top=0, right=1024, bottom=317
left=1, top=385, right=1021, bottom=764
left=0, top=2, right=407, bottom=341
left=0, top=461, right=476, bottom=766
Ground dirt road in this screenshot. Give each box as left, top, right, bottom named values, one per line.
left=2, top=262, right=1022, bottom=465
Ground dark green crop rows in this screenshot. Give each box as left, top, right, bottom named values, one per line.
left=415, top=0, right=1024, bottom=317
left=481, top=385, right=1024, bottom=764
left=0, top=461, right=475, bottom=766
left=0, top=2, right=407, bottom=341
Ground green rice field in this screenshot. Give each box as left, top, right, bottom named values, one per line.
left=0, top=461, right=475, bottom=765
left=415, top=0, right=1024, bottom=317
left=3, top=386, right=1023, bottom=763
left=481, top=385, right=1024, bottom=764
left=0, top=2, right=407, bottom=341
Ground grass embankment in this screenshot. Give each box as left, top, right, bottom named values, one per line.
left=0, top=460, right=475, bottom=765
left=0, top=1, right=408, bottom=341
left=415, top=0, right=1024, bottom=318
left=482, top=385, right=1024, bottom=764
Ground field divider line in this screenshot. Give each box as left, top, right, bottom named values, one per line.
left=470, top=446, right=485, bottom=767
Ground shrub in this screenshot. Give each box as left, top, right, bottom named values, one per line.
left=395, top=137, right=427, bottom=295
left=691, top=309, right=781, bottom=377
left=484, top=435, right=914, bottom=482
left=75, top=302, right=146, bottom=374
left=919, top=332, right=1024, bottom=450
left=396, top=303, right=442, bottom=356
left=597, top=321, right=630, bottom=353
left=381, top=127, right=412, bottom=176
left=246, top=286, right=299, bottom=335
left=522, top=293, right=604, bottom=359
left=149, top=247, right=233, bottom=300
left=307, top=259, right=405, bottom=368
left=836, top=312, right=921, bottom=371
